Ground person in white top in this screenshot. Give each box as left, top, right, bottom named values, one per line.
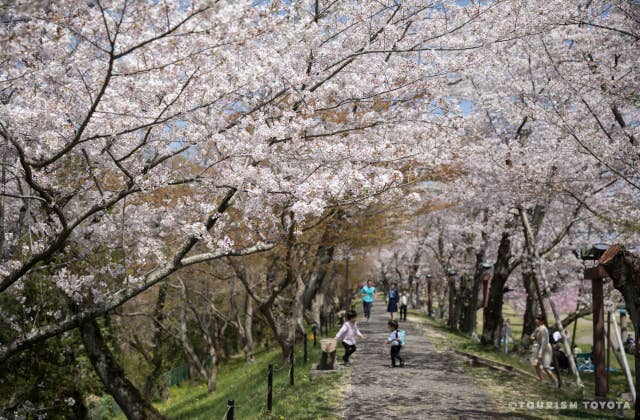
left=399, top=292, right=408, bottom=321
left=530, top=315, right=558, bottom=387
left=335, top=310, right=364, bottom=366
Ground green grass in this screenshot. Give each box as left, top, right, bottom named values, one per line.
left=147, top=332, right=346, bottom=420
left=409, top=310, right=634, bottom=419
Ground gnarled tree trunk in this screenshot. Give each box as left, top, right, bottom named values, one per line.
left=481, top=230, right=512, bottom=346
left=80, top=319, right=165, bottom=420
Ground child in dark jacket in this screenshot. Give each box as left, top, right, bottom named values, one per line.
left=384, top=320, right=404, bottom=368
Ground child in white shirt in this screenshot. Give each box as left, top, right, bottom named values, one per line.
left=335, top=310, right=364, bottom=366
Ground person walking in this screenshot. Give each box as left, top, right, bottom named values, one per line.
left=399, top=291, right=408, bottom=321
left=360, top=280, right=376, bottom=321
left=335, top=310, right=364, bottom=366
left=500, top=319, right=512, bottom=354
left=530, top=315, right=558, bottom=387
left=387, top=283, right=399, bottom=320
left=385, top=320, right=404, bottom=368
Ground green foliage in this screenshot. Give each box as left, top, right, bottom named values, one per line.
left=0, top=274, right=101, bottom=418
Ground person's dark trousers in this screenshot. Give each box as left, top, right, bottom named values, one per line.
left=400, top=304, right=407, bottom=321
left=363, top=301, right=372, bottom=319
left=342, top=341, right=357, bottom=363
left=390, top=345, right=403, bottom=367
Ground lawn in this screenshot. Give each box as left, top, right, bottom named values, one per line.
left=108, top=328, right=346, bottom=420
left=158, top=337, right=346, bottom=419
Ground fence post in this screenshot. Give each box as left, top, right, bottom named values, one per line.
left=312, top=325, right=317, bottom=347
left=289, top=346, right=295, bottom=386
left=267, top=364, right=273, bottom=412
left=227, top=400, right=234, bottom=420
left=303, top=331, right=308, bottom=363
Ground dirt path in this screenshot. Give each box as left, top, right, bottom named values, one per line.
left=341, top=302, right=507, bottom=419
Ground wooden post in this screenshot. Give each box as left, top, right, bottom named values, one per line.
left=607, top=311, right=611, bottom=393
left=312, top=325, right=317, bottom=347
left=585, top=266, right=607, bottom=398
left=571, top=280, right=584, bottom=349
left=227, top=400, right=234, bottom=420
left=267, top=364, right=273, bottom=412
left=620, top=308, right=628, bottom=339
left=611, top=309, right=636, bottom=403
left=303, top=331, right=308, bottom=363
left=345, top=254, right=350, bottom=311
left=427, top=279, right=433, bottom=317
left=289, top=346, right=294, bottom=386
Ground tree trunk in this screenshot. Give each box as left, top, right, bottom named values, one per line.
left=206, top=346, right=218, bottom=393
left=438, top=279, right=446, bottom=320
left=143, top=281, right=168, bottom=402
left=600, top=244, right=640, bottom=415
left=481, top=230, right=512, bottom=346
left=179, top=308, right=208, bottom=383
left=455, top=275, right=469, bottom=331
left=461, top=250, right=485, bottom=334
left=521, top=268, right=540, bottom=344
left=301, top=227, right=335, bottom=311
left=243, top=292, right=255, bottom=362
left=80, top=319, right=165, bottom=420
left=309, top=291, right=325, bottom=329
left=229, top=274, right=253, bottom=363
left=261, top=304, right=293, bottom=361
left=448, top=277, right=457, bottom=329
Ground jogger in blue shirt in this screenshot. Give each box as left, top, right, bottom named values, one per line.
left=360, top=280, right=376, bottom=320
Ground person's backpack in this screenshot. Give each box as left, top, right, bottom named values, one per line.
left=397, top=330, right=407, bottom=347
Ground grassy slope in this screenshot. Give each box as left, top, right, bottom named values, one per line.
left=149, top=334, right=346, bottom=420
left=411, top=310, right=634, bottom=419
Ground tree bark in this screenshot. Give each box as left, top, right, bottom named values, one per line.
left=454, top=274, right=468, bottom=331
left=230, top=277, right=254, bottom=362
left=301, top=225, right=335, bottom=311
left=447, top=277, right=457, bottom=329
left=521, top=268, right=540, bottom=343
left=80, top=319, right=165, bottom=420
left=481, top=230, right=512, bottom=346
left=461, top=250, right=485, bottom=334
left=143, top=281, right=169, bottom=402
left=520, top=205, right=546, bottom=342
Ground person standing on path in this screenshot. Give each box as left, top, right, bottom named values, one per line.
left=399, top=291, right=408, bottom=321
left=335, top=310, right=364, bottom=366
left=360, top=280, right=376, bottom=321
left=530, top=315, right=558, bottom=387
left=385, top=320, right=404, bottom=368
left=500, top=319, right=512, bottom=354
left=387, top=283, right=399, bottom=320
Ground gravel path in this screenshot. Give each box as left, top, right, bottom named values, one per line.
left=341, top=303, right=506, bottom=419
